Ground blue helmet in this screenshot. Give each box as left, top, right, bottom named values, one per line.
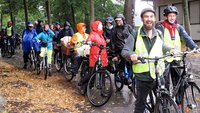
left=105, top=17, right=113, bottom=23
left=27, top=22, right=33, bottom=27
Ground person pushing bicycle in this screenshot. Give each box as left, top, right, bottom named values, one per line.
left=121, top=8, right=176, bottom=113
left=35, top=24, right=55, bottom=76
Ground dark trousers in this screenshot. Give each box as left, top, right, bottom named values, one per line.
left=163, top=60, right=182, bottom=104
left=23, top=52, right=30, bottom=64
left=71, top=55, right=82, bottom=74
left=134, top=80, right=154, bottom=113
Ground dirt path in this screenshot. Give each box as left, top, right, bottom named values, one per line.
left=0, top=56, right=85, bottom=113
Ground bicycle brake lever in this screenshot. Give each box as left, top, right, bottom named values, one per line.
left=137, top=56, right=146, bottom=63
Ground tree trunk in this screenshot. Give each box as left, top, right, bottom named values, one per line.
left=182, top=0, right=191, bottom=35
left=46, top=0, right=51, bottom=25
left=124, top=0, right=135, bottom=27
left=9, top=0, right=14, bottom=27
left=90, top=0, right=95, bottom=24
left=1, top=13, right=3, bottom=28
left=23, top=0, right=28, bottom=28
left=71, top=4, right=76, bottom=31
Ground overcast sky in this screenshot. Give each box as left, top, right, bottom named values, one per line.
left=112, top=0, right=153, bottom=26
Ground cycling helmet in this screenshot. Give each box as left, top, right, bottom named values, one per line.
left=7, top=21, right=12, bottom=26
left=105, top=17, right=113, bottom=23
left=114, top=13, right=125, bottom=21
left=163, top=6, right=179, bottom=16
left=27, top=22, right=33, bottom=27
left=64, top=21, right=71, bottom=27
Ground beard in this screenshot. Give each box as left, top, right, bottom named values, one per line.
left=143, top=22, right=155, bottom=30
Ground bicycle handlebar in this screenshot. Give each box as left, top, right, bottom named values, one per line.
left=137, top=54, right=173, bottom=63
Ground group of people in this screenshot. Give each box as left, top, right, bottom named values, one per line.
left=6, top=5, right=199, bottom=113
left=0, top=21, right=16, bottom=55
left=121, top=6, right=199, bottom=113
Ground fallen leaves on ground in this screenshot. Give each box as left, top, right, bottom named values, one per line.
left=0, top=61, right=85, bottom=113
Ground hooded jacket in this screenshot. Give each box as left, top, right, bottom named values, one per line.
left=87, top=21, right=108, bottom=67
left=70, top=23, right=88, bottom=45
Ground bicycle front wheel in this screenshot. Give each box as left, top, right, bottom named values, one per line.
left=181, top=81, right=200, bottom=113
left=87, top=70, right=112, bottom=107
left=114, top=72, right=124, bottom=91
left=155, top=93, right=180, bottom=113
left=55, top=52, right=62, bottom=71
left=7, top=45, right=12, bottom=58
left=63, top=57, right=73, bottom=81
left=30, top=50, right=36, bottom=70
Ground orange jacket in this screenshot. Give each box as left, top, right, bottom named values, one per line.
left=70, top=23, right=88, bottom=46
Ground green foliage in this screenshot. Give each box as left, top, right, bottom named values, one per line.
left=0, top=0, right=124, bottom=33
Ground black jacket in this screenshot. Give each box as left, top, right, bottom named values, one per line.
left=112, top=24, right=133, bottom=56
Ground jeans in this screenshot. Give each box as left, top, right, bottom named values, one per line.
left=134, top=80, right=154, bottom=113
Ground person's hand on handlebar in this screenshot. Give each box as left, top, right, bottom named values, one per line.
left=130, top=54, right=138, bottom=64
left=169, top=48, right=180, bottom=55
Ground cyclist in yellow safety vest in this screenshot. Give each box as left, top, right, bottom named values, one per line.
left=156, top=6, right=199, bottom=105
left=121, top=8, right=176, bottom=113
left=70, top=23, right=89, bottom=76
left=6, top=21, right=16, bottom=55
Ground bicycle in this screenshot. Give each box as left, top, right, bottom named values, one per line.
left=54, top=43, right=62, bottom=71
left=137, top=54, right=181, bottom=113
left=29, top=47, right=37, bottom=70
left=1, top=37, right=12, bottom=58
left=36, top=47, right=50, bottom=80
left=114, top=60, right=135, bottom=92
left=170, top=50, right=200, bottom=113
left=87, top=43, right=112, bottom=107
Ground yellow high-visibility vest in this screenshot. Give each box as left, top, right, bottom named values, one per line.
left=163, top=28, right=181, bottom=62
left=132, top=27, right=165, bottom=79
left=6, top=26, right=12, bottom=37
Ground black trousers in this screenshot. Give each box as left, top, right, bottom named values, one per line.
left=23, top=52, right=30, bottom=64
left=71, top=55, right=82, bottom=74
left=134, top=80, right=154, bottom=113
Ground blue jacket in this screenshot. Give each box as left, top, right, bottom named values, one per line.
left=157, top=24, right=198, bottom=50
left=35, top=29, right=55, bottom=50
left=22, top=29, right=37, bottom=53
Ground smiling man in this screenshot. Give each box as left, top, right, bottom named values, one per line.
left=121, top=8, right=174, bottom=113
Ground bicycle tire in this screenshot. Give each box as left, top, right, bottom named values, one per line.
left=63, top=57, right=73, bottom=81
left=79, top=62, right=89, bottom=95
left=7, top=45, right=12, bottom=58
left=55, top=52, right=62, bottom=71
left=154, top=93, right=181, bottom=113
left=114, top=72, right=124, bottom=91
left=1, top=47, right=6, bottom=57
left=131, top=77, right=137, bottom=98
left=87, top=69, right=112, bottom=107
left=181, top=81, right=200, bottom=113
left=30, top=50, right=36, bottom=70
left=44, top=57, right=48, bottom=80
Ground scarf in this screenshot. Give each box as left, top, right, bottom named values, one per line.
left=162, top=19, right=177, bottom=39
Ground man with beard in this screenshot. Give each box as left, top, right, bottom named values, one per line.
left=121, top=8, right=175, bottom=113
